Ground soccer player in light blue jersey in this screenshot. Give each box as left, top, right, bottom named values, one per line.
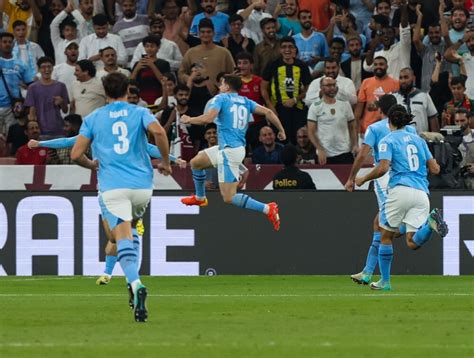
left=355, top=105, right=448, bottom=290
left=71, top=72, right=172, bottom=322
left=28, top=136, right=186, bottom=288
left=345, top=94, right=417, bottom=285
left=180, top=74, right=286, bottom=231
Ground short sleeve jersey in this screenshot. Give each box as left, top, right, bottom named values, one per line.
left=206, top=93, right=258, bottom=149
left=378, top=129, right=433, bottom=194
left=79, top=102, right=157, bottom=191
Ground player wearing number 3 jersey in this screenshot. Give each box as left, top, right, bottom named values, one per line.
left=180, top=74, right=286, bottom=231
left=71, top=73, right=172, bottom=322
left=355, top=105, right=448, bottom=290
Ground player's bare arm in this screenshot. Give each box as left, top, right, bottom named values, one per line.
left=71, top=135, right=97, bottom=170
left=355, top=159, right=390, bottom=187
left=148, top=121, right=172, bottom=175
left=345, top=143, right=372, bottom=191
left=253, top=105, right=286, bottom=141
left=181, top=109, right=219, bottom=125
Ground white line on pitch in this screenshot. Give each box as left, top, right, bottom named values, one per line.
left=0, top=293, right=472, bottom=298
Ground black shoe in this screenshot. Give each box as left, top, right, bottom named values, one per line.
left=134, top=286, right=148, bottom=323
left=127, top=284, right=134, bottom=310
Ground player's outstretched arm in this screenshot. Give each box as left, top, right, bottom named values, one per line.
left=71, top=135, right=97, bottom=170
left=345, top=143, right=371, bottom=191
left=146, top=143, right=178, bottom=162
left=181, top=109, right=219, bottom=125
left=355, top=159, right=390, bottom=187
left=30, top=136, right=78, bottom=149
left=253, top=105, right=286, bottom=141
left=148, top=121, right=172, bottom=176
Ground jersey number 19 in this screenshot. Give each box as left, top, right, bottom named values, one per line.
left=230, top=104, right=248, bottom=130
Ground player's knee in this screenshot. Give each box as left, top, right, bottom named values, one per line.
left=222, top=195, right=233, bottom=204
left=406, top=236, right=419, bottom=250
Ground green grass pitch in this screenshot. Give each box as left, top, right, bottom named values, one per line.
left=0, top=276, right=473, bottom=358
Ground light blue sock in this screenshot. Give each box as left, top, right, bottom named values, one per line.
left=363, top=231, right=381, bottom=274
left=231, top=193, right=266, bottom=213
left=412, top=219, right=433, bottom=247
left=117, top=239, right=139, bottom=284
left=378, top=244, right=393, bottom=283
left=104, top=255, right=117, bottom=276
left=399, top=224, right=407, bottom=235
left=192, top=169, right=206, bottom=199
left=132, top=228, right=140, bottom=256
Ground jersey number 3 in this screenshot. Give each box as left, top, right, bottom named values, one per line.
left=406, top=144, right=419, bottom=171
left=230, top=104, right=248, bottom=130
left=112, top=121, right=129, bottom=154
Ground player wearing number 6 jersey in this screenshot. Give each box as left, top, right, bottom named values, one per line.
left=71, top=72, right=172, bottom=322
left=180, top=74, right=286, bottom=231
left=355, top=105, right=448, bottom=290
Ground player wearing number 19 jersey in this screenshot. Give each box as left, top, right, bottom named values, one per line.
left=355, top=105, right=448, bottom=290
left=179, top=74, right=286, bottom=231
left=72, top=72, right=171, bottom=322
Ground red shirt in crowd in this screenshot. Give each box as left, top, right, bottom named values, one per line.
left=16, top=145, right=48, bottom=165
left=239, top=75, right=264, bottom=124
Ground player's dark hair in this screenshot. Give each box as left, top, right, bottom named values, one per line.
left=387, top=104, right=413, bottom=129
left=64, top=114, right=83, bottom=128
left=76, top=59, right=96, bottom=77
left=281, top=144, right=298, bottom=167
left=229, top=14, right=244, bottom=24
left=216, top=71, right=229, bottom=83
left=235, top=51, right=254, bottom=63
left=222, top=74, right=242, bottom=91
left=102, top=72, right=129, bottom=99
left=142, top=35, right=161, bottom=47
left=173, top=83, right=190, bottom=94
left=378, top=94, right=397, bottom=116
left=12, top=20, right=27, bottom=29
left=92, top=14, right=109, bottom=26
left=450, top=76, right=466, bottom=87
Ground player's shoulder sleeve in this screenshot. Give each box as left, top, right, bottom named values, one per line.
left=378, top=136, right=392, bottom=161
left=363, top=125, right=377, bottom=148
left=246, top=97, right=258, bottom=113
left=79, top=113, right=94, bottom=139
left=406, top=125, right=417, bottom=134
left=140, top=106, right=158, bottom=130
left=206, top=94, right=224, bottom=112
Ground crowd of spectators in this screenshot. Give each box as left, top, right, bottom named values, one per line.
left=0, top=0, right=473, bottom=188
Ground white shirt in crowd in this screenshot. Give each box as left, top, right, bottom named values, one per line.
left=393, top=90, right=438, bottom=133
left=96, top=67, right=131, bottom=79
left=307, top=99, right=355, bottom=157
left=50, top=10, right=86, bottom=65
left=461, top=52, right=474, bottom=99
left=363, top=25, right=411, bottom=80
left=237, top=9, right=272, bottom=44
left=130, top=38, right=183, bottom=71
left=79, top=33, right=128, bottom=69
left=304, top=75, right=358, bottom=107
left=71, top=77, right=106, bottom=117
left=52, top=62, right=76, bottom=98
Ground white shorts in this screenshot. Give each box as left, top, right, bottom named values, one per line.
left=99, top=189, right=152, bottom=230
left=373, top=171, right=389, bottom=210
left=203, top=145, right=246, bottom=183
left=379, top=185, right=430, bottom=233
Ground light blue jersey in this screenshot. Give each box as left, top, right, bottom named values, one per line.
left=79, top=102, right=157, bottom=191
left=206, top=93, right=258, bottom=150
left=0, top=57, right=34, bottom=107
left=40, top=135, right=177, bottom=161
left=293, top=32, right=329, bottom=65
left=378, top=129, right=433, bottom=194
left=364, top=119, right=417, bottom=164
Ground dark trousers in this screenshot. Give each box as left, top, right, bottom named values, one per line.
left=326, top=152, right=354, bottom=164
left=275, top=104, right=307, bottom=145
